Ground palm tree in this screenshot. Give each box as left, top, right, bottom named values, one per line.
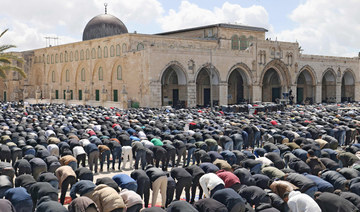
left=0, top=29, right=26, bottom=79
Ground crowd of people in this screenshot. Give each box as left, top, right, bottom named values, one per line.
left=0, top=102, right=360, bottom=212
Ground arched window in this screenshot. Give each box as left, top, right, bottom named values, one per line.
left=117, top=65, right=122, bottom=80
left=75, top=50, right=79, bottom=61
left=98, top=67, right=103, bottom=81
left=97, top=46, right=102, bottom=58
left=65, top=52, right=68, bottom=62
left=86, top=49, right=90, bottom=60
left=104, top=46, right=108, bottom=58
left=47, top=55, right=50, bottom=64
left=91, top=48, right=96, bottom=59
left=137, top=43, right=144, bottom=51
left=110, top=45, right=115, bottom=57
left=231, top=35, right=239, bottom=50
left=240, top=35, right=248, bottom=50
left=66, top=69, right=70, bottom=82
left=55, top=54, right=58, bottom=63
left=51, top=54, right=54, bottom=64
left=60, top=53, right=63, bottom=63
left=51, top=70, right=55, bottom=82
left=116, top=44, right=121, bottom=56
left=122, top=43, right=127, bottom=53
left=81, top=68, right=85, bottom=81
left=70, top=51, right=73, bottom=61
left=80, top=50, right=84, bottom=60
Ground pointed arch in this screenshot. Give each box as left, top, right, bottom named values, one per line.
left=160, top=61, right=188, bottom=107
left=260, top=59, right=290, bottom=87
left=341, top=68, right=355, bottom=102
left=322, top=68, right=337, bottom=103
left=227, top=63, right=253, bottom=104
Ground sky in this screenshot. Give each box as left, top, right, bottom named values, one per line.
left=0, top=0, right=359, bottom=57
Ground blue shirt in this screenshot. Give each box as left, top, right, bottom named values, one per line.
left=112, top=174, right=136, bottom=188
left=70, top=180, right=96, bottom=199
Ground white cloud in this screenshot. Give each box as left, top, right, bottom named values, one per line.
left=158, top=1, right=270, bottom=31
left=275, top=0, right=360, bottom=56
left=0, top=0, right=164, bottom=51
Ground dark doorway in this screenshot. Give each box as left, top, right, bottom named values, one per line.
left=3, top=91, right=6, bottom=102
left=78, top=90, right=82, bottom=100
left=272, top=87, right=281, bottom=102
left=172, top=89, right=179, bottom=107
left=55, top=90, right=59, bottom=99
left=297, top=88, right=304, bottom=103
left=95, top=90, right=100, bottom=101
left=204, top=88, right=211, bottom=106
left=113, top=90, right=118, bottom=102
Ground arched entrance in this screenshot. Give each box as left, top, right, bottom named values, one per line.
left=262, top=68, right=281, bottom=102
left=341, top=71, right=355, bottom=102
left=161, top=65, right=187, bottom=107
left=322, top=70, right=336, bottom=103
left=228, top=68, right=249, bottom=104
left=296, top=69, right=315, bottom=104
left=196, top=67, right=219, bottom=107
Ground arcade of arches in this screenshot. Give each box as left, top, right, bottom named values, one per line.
left=160, top=65, right=356, bottom=107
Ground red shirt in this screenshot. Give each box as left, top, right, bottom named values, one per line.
left=216, top=170, right=240, bottom=188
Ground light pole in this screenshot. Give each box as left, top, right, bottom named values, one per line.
left=210, top=49, right=213, bottom=111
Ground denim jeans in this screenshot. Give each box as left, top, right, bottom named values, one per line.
left=234, top=141, right=243, bottom=151
left=100, top=150, right=111, bottom=171
left=112, top=146, right=122, bottom=169
left=122, top=182, right=138, bottom=192
left=223, top=141, right=234, bottom=151
left=304, top=186, right=318, bottom=198
left=186, top=147, right=196, bottom=166
left=134, top=149, right=146, bottom=170
left=254, top=131, right=261, bottom=148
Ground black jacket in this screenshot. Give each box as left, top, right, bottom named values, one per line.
left=233, top=168, right=256, bottom=186
left=238, top=186, right=271, bottom=208
left=315, top=192, right=359, bottom=212
left=146, top=166, right=166, bottom=182
left=193, top=198, right=228, bottom=212
left=285, top=173, right=316, bottom=193
left=212, top=188, right=246, bottom=211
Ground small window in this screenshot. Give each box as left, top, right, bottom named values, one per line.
left=104, top=46, right=108, bottom=58
left=231, top=35, right=239, bottom=50
left=116, top=44, right=121, bottom=56
left=122, top=43, right=127, bottom=53
left=137, top=43, right=144, bottom=51
left=80, top=50, right=84, bottom=60
left=60, top=53, right=63, bottom=63
left=97, top=46, right=102, bottom=58
left=51, top=54, right=54, bottom=64
left=110, top=45, right=115, bottom=57
left=86, top=49, right=90, bottom=60
left=240, top=35, right=248, bottom=50
left=91, top=48, right=96, bottom=59
left=81, top=68, right=85, bottom=81
left=51, top=70, right=55, bottom=82
left=117, top=65, right=122, bottom=80
left=70, top=51, right=73, bottom=61
left=66, top=69, right=70, bottom=82
left=65, top=52, right=68, bottom=62
left=75, top=50, right=79, bottom=61
left=47, top=55, right=50, bottom=64
left=55, top=54, right=58, bottom=63
left=98, top=67, right=103, bottom=81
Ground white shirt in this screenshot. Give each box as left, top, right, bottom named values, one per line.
left=73, top=146, right=86, bottom=157
left=47, top=144, right=59, bottom=156
left=287, top=191, right=321, bottom=212
left=79, top=139, right=91, bottom=147
left=199, top=173, right=225, bottom=198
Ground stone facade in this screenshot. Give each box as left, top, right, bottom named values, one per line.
left=1, top=22, right=359, bottom=108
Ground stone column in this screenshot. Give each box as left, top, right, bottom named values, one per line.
left=218, top=82, right=228, bottom=106
left=187, top=82, right=196, bottom=107
left=121, top=85, right=128, bottom=109
left=35, top=87, right=41, bottom=103
left=252, top=85, right=262, bottom=102
left=149, top=81, right=161, bottom=108
left=336, top=82, right=341, bottom=103
left=290, top=85, right=297, bottom=104
left=102, top=85, right=108, bottom=102
left=355, top=82, right=360, bottom=102
left=315, top=84, right=322, bottom=103
left=84, top=87, right=90, bottom=101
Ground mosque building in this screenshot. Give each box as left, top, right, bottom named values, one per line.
left=1, top=8, right=359, bottom=108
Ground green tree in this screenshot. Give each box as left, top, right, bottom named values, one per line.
left=0, top=29, right=26, bottom=79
